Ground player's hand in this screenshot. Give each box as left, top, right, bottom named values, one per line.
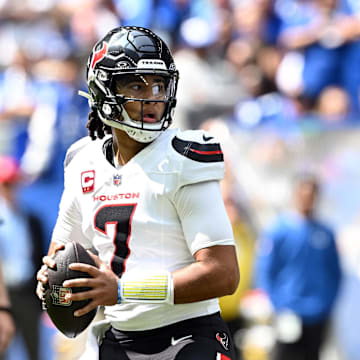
left=35, top=243, right=65, bottom=301
left=62, top=252, right=118, bottom=317
left=0, top=310, right=15, bottom=353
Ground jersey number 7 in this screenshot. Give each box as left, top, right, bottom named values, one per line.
left=94, top=204, right=137, bottom=276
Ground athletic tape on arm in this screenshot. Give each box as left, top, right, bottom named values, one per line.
left=120, top=270, right=174, bottom=304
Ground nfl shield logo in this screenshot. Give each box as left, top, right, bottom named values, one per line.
left=51, top=285, right=72, bottom=306
left=113, top=174, right=122, bottom=186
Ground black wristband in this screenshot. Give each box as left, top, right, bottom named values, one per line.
left=0, top=306, right=12, bottom=315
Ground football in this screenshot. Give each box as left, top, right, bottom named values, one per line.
left=44, top=242, right=98, bottom=338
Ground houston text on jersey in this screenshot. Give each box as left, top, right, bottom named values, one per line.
left=93, top=193, right=140, bottom=201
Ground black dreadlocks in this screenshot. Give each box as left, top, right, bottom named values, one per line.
left=86, top=109, right=112, bottom=140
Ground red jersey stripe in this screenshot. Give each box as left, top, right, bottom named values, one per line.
left=216, top=353, right=231, bottom=360
left=189, top=148, right=223, bottom=155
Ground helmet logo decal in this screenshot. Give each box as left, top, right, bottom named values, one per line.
left=137, top=59, right=166, bottom=69
left=116, top=61, right=130, bottom=69
left=91, top=42, right=108, bottom=70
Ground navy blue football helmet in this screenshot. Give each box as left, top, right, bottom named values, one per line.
left=84, top=26, right=179, bottom=143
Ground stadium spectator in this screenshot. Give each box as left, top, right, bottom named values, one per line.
left=0, top=46, right=36, bottom=159
left=174, top=14, right=243, bottom=130
left=0, top=265, right=15, bottom=357
left=255, top=172, right=342, bottom=360
left=275, top=0, right=360, bottom=118
left=275, top=0, right=343, bottom=104
left=112, top=0, right=190, bottom=45
left=315, top=85, right=350, bottom=125
left=0, top=156, right=45, bottom=360
left=18, top=56, right=88, bottom=244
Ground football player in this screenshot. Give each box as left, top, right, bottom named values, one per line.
left=36, top=26, right=239, bottom=360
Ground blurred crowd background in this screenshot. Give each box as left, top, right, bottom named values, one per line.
left=0, top=0, right=360, bottom=359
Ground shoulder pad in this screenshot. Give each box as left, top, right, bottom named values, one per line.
left=64, top=136, right=92, bottom=168
left=171, top=130, right=224, bottom=163
left=167, top=130, right=225, bottom=188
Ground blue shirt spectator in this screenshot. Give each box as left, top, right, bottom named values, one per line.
left=275, top=0, right=343, bottom=99
left=275, top=0, right=360, bottom=118
left=0, top=155, right=44, bottom=360
left=18, top=60, right=88, bottom=245
left=255, top=172, right=342, bottom=360
left=256, top=211, right=342, bottom=323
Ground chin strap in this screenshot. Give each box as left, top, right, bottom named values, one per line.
left=78, top=90, right=97, bottom=110
left=78, top=90, right=91, bottom=100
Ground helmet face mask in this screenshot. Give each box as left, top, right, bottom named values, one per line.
left=85, top=26, right=179, bottom=143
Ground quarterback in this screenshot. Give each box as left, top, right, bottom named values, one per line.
left=36, top=26, right=239, bottom=360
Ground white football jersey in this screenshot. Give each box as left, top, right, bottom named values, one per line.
left=52, top=128, right=235, bottom=331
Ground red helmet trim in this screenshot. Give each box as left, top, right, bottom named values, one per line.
left=91, top=42, right=108, bottom=70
